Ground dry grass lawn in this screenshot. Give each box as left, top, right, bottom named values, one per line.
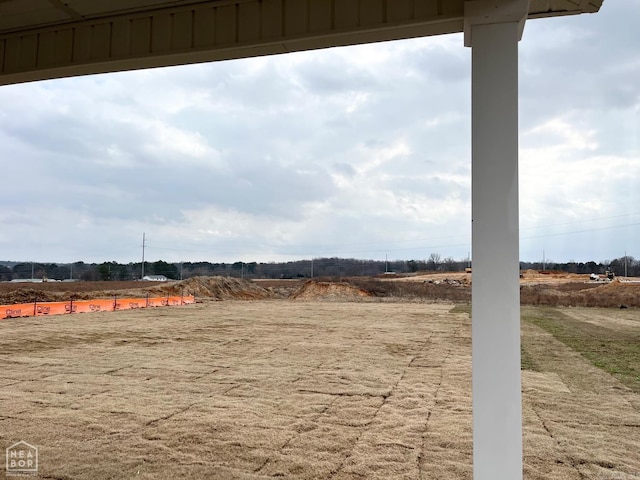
left=1, top=301, right=638, bottom=479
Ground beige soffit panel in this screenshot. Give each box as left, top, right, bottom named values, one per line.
left=0, top=0, right=603, bottom=85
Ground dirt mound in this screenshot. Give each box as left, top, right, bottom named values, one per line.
left=0, top=288, right=60, bottom=304
left=291, top=280, right=374, bottom=301
left=0, top=277, right=273, bottom=305
left=519, top=270, right=591, bottom=284
left=520, top=269, right=539, bottom=279
left=521, top=280, right=640, bottom=308
left=0, top=288, right=101, bottom=304
left=150, top=276, right=273, bottom=301
left=594, top=279, right=640, bottom=306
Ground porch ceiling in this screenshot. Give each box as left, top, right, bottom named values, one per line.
left=0, top=0, right=602, bottom=85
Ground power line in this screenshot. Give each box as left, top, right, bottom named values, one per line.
left=520, top=212, right=640, bottom=231
left=521, top=222, right=640, bottom=240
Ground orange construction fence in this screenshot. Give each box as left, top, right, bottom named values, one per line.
left=0, top=295, right=196, bottom=320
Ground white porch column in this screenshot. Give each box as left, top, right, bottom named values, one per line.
left=465, top=2, right=527, bottom=479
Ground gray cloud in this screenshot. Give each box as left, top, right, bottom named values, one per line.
left=0, top=6, right=638, bottom=264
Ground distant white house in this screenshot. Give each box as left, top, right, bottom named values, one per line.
left=142, top=275, right=168, bottom=282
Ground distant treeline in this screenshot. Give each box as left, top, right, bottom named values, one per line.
left=0, top=254, right=638, bottom=282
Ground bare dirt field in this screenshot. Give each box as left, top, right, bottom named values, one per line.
left=3, top=272, right=640, bottom=308
left=1, top=301, right=638, bottom=479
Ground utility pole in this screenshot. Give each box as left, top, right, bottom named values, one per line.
left=311, top=258, right=314, bottom=278
left=141, top=232, right=146, bottom=279
left=624, top=251, right=628, bottom=278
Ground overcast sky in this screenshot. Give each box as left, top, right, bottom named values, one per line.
left=1, top=2, right=638, bottom=265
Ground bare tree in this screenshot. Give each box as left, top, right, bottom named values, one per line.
left=443, top=257, right=459, bottom=272
left=427, top=253, right=441, bottom=271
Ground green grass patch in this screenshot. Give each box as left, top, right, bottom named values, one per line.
left=450, top=304, right=539, bottom=371
left=520, top=345, right=540, bottom=372
left=521, top=306, right=640, bottom=392
left=449, top=304, right=471, bottom=316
